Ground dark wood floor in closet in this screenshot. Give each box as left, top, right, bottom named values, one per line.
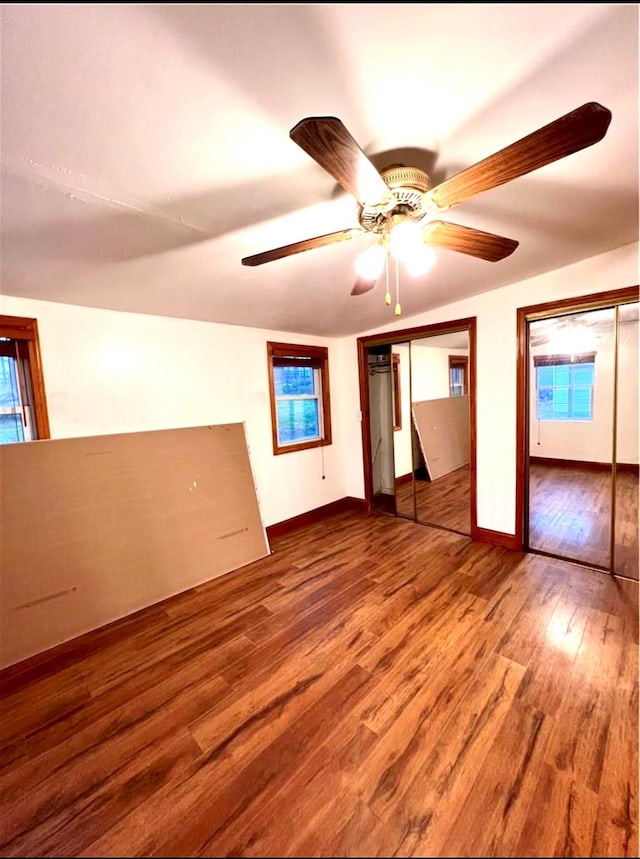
left=0, top=510, right=637, bottom=857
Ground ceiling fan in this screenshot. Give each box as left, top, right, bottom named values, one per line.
left=241, top=102, right=612, bottom=312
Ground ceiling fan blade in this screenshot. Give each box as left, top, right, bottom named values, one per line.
left=351, top=276, right=378, bottom=296
left=242, top=227, right=363, bottom=267
left=426, top=102, right=612, bottom=212
left=423, top=220, right=518, bottom=261
left=290, top=116, right=395, bottom=209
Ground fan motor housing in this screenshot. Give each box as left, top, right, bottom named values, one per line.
left=358, top=165, right=432, bottom=232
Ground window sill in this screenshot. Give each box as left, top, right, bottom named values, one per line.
left=273, top=437, right=332, bottom=456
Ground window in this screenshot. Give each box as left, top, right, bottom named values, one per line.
left=449, top=355, right=468, bottom=397
left=267, top=342, right=332, bottom=454
left=0, top=315, right=50, bottom=444
left=392, top=353, right=402, bottom=430
left=534, top=352, right=595, bottom=421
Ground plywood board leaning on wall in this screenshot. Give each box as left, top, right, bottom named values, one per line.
left=412, top=396, right=470, bottom=481
left=0, top=423, right=270, bottom=669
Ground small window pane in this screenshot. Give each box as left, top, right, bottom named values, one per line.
left=537, top=367, right=554, bottom=386
left=274, top=365, right=315, bottom=396
left=572, top=387, right=592, bottom=419
left=571, top=364, right=594, bottom=385
left=0, top=356, right=25, bottom=444
left=0, top=356, right=20, bottom=409
left=0, top=413, right=24, bottom=444
left=276, top=399, right=320, bottom=444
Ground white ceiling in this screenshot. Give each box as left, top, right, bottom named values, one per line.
left=410, top=332, right=469, bottom=350
left=1, top=4, right=638, bottom=337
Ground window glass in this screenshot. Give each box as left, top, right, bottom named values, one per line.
left=536, top=360, right=595, bottom=421
left=274, top=365, right=315, bottom=397
left=0, top=318, right=49, bottom=442
left=0, top=356, right=25, bottom=443
left=276, top=398, right=320, bottom=444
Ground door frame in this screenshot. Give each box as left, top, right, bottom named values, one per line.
left=357, top=316, right=477, bottom=538
left=515, top=284, right=639, bottom=558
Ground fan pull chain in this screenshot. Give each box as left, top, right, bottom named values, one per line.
left=394, top=256, right=402, bottom=316
left=384, top=250, right=391, bottom=306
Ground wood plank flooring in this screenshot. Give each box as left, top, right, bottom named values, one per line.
left=0, top=510, right=637, bottom=857
left=395, top=464, right=471, bottom=534
left=529, top=462, right=639, bottom=579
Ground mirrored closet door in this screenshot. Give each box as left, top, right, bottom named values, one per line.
left=614, top=302, right=639, bottom=580
left=527, top=307, right=615, bottom=568
left=410, top=332, right=471, bottom=535
left=359, top=319, right=475, bottom=539
left=525, top=292, right=638, bottom=580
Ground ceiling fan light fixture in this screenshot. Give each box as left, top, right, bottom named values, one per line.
left=355, top=241, right=387, bottom=281
left=245, top=104, right=611, bottom=309
left=404, top=243, right=436, bottom=277
left=389, top=219, right=423, bottom=263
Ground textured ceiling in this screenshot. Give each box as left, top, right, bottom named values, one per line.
left=1, top=4, right=638, bottom=336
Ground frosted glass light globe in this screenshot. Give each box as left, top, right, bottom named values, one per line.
left=389, top=221, right=423, bottom=262
left=405, top=244, right=436, bottom=277
left=355, top=243, right=386, bottom=280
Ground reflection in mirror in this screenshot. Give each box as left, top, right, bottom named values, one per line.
left=367, top=345, right=396, bottom=515
left=528, top=307, right=615, bottom=567
left=410, top=331, right=471, bottom=534
left=614, top=302, right=639, bottom=580
left=391, top=343, right=415, bottom=520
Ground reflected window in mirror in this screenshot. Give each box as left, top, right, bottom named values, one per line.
left=534, top=352, right=595, bottom=421
left=448, top=355, right=468, bottom=397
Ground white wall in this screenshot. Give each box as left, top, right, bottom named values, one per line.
left=341, top=241, right=639, bottom=535
left=0, top=295, right=355, bottom=528
left=411, top=344, right=469, bottom=402
left=391, top=343, right=412, bottom=479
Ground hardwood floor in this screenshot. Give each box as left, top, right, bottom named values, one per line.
left=529, top=462, right=639, bottom=579
left=0, top=510, right=637, bottom=857
left=395, top=464, right=471, bottom=534
left=615, top=468, right=640, bottom=580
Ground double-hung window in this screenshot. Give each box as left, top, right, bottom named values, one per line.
left=267, top=342, right=332, bottom=454
left=534, top=352, right=595, bottom=421
left=0, top=315, right=50, bottom=443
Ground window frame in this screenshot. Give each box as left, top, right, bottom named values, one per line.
left=266, top=341, right=332, bottom=455
left=0, top=315, right=50, bottom=440
left=448, top=355, right=468, bottom=397
left=533, top=351, right=596, bottom=422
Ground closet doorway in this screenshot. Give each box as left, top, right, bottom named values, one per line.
left=516, top=286, right=639, bottom=580
left=358, top=317, right=477, bottom=538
